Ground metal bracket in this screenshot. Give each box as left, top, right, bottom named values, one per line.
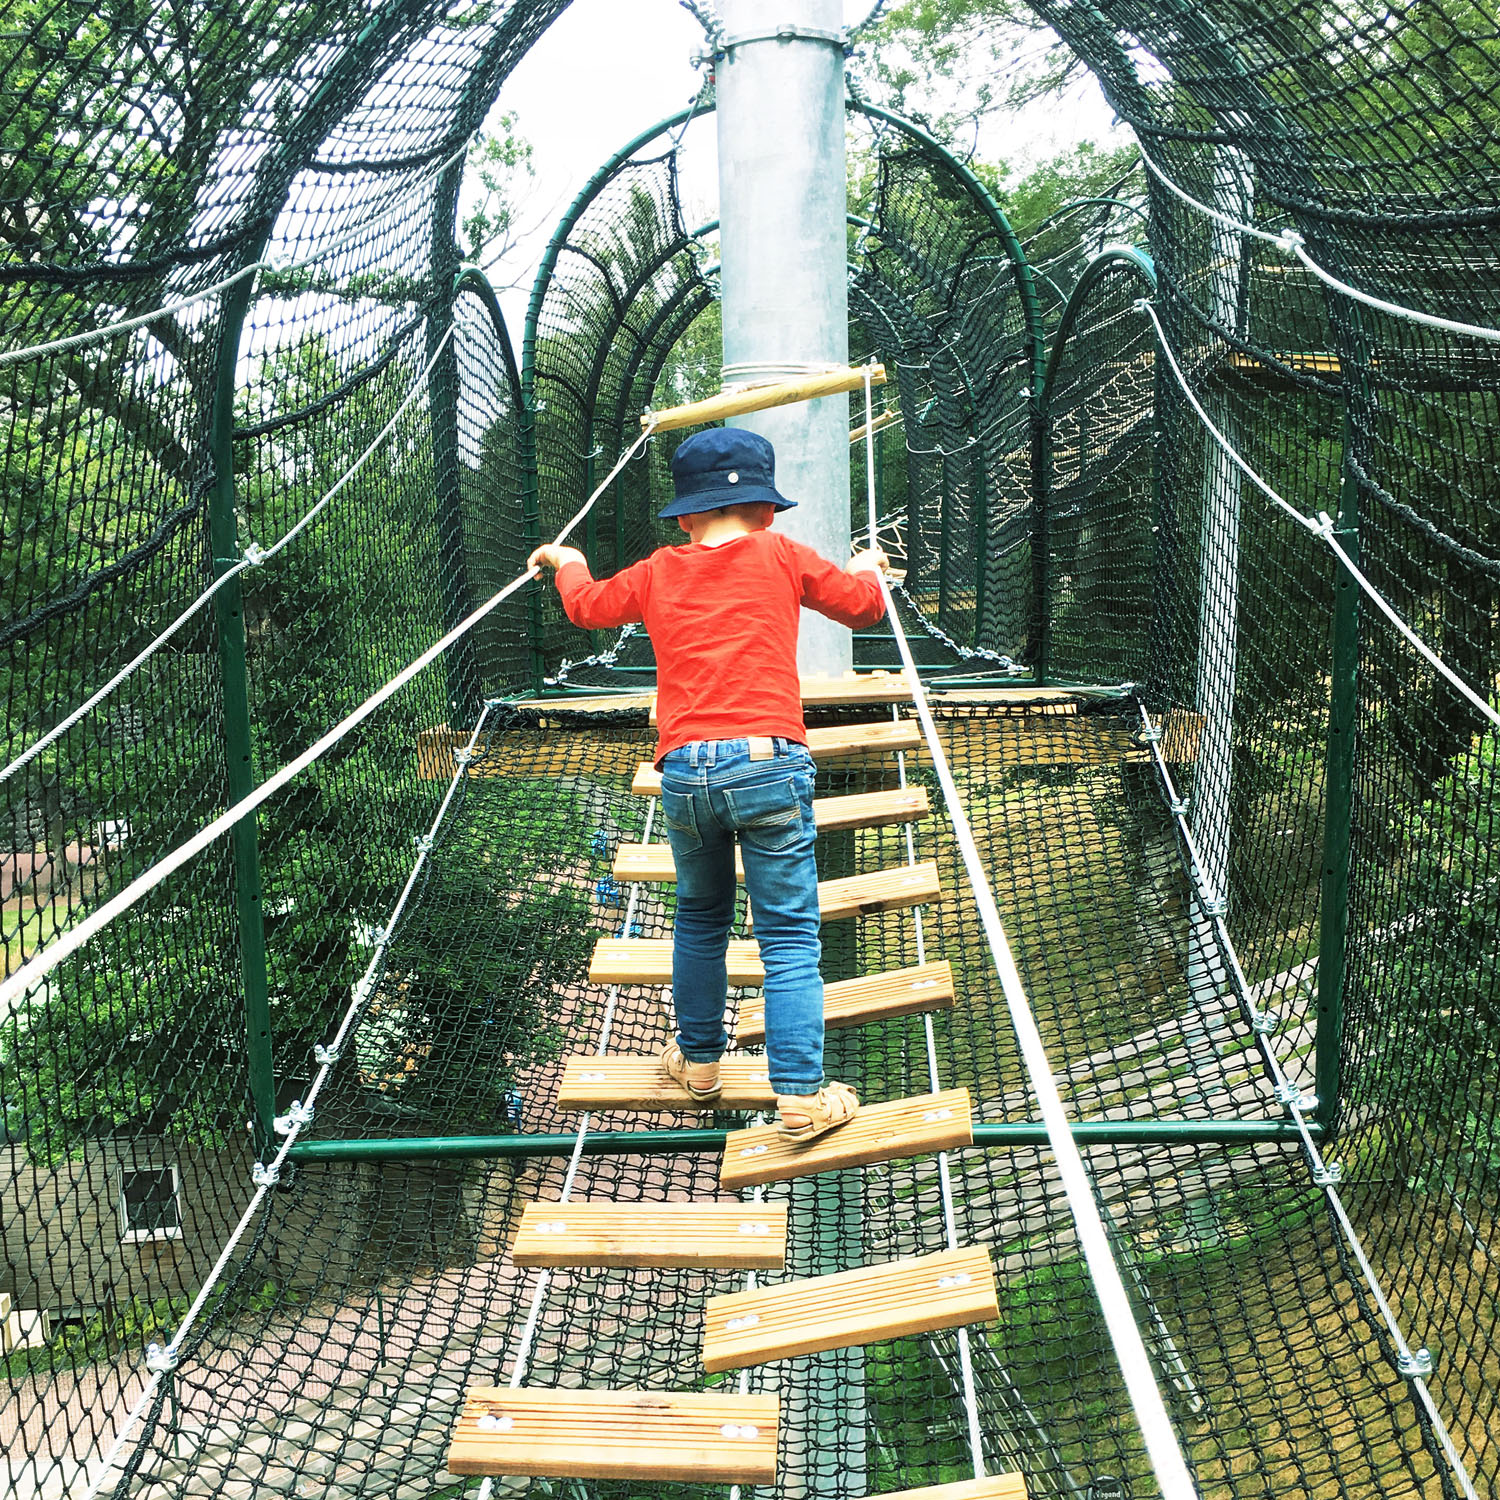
left=1139, top=724, right=1162, bottom=744
left=453, top=747, right=475, bottom=767
left=1250, top=1008, right=1280, bottom=1036
left=1168, top=797, right=1190, bottom=817
left=1274, top=1082, right=1318, bottom=1113
left=413, top=833, right=435, bottom=855
left=145, top=1342, right=180, bottom=1374
left=1397, top=1346, right=1433, bottom=1378
left=1200, top=896, right=1228, bottom=919
left=252, top=1160, right=280, bottom=1187
left=314, top=1042, right=341, bottom=1066
left=243, top=542, right=267, bottom=566
left=721, top=23, right=846, bottom=52
left=1312, top=1161, right=1343, bottom=1187
left=273, top=1099, right=313, bottom=1136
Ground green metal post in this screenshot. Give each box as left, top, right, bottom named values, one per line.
left=1316, top=414, right=1360, bottom=1132
left=211, top=275, right=276, bottom=1150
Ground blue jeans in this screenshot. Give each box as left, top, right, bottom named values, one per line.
left=659, top=739, right=824, bottom=1095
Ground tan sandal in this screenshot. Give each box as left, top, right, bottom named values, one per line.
left=776, top=1081, right=859, bottom=1143
left=660, top=1039, right=722, bottom=1100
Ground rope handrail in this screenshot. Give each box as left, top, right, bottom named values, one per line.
left=80, top=704, right=494, bottom=1500
left=0, top=138, right=472, bottom=368
left=1137, top=299, right=1500, bottom=738
left=1138, top=145, right=1500, bottom=345
left=0, top=420, right=658, bottom=1013
left=0, top=320, right=457, bottom=788
left=1136, top=704, right=1481, bottom=1500
left=858, top=369, right=1202, bottom=1500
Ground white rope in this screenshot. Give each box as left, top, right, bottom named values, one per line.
left=0, top=139, right=471, bottom=368
left=1138, top=144, right=1500, bottom=344
left=0, top=420, right=658, bottom=1014
left=1138, top=299, right=1500, bottom=738
left=861, top=370, right=1201, bottom=1500
left=0, top=322, right=457, bottom=788
left=1138, top=707, right=1481, bottom=1500
left=81, top=704, right=493, bottom=1500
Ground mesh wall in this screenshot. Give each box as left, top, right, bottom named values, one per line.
left=2, top=3, right=1499, bottom=1499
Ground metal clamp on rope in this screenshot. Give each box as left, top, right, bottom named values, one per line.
left=1132, top=297, right=1153, bottom=314
left=273, top=1099, right=313, bottom=1136
left=314, top=1042, right=342, bottom=1066
left=1169, top=797, right=1190, bottom=817
left=1199, top=896, right=1228, bottom=919
left=1274, top=1082, right=1317, bottom=1113
left=1139, top=724, right=1162, bottom=744
left=145, top=1342, right=180, bottom=1374
left=252, top=1160, right=280, bottom=1187
left=1312, top=510, right=1336, bottom=541
left=243, top=542, right=268, bottom=566
left=1277, top=227, right=1306, bottom=257
left=413, top=833, right=436, bottom=854
left=1397, top=1346, right=1433, bottom=1378
left=719, top=23, right=846, bottom=53
left=453, top=746, right=475, bottom=767
left=1250, top=1008, right=1280, bottom=1036
left=1312, top=1161, right=1343, bottom=1187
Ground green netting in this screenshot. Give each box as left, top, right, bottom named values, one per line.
left=3, top=3, right=1500, bottom=1499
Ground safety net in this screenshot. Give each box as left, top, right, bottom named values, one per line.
left=2, top=3, right=1498, bottom=1500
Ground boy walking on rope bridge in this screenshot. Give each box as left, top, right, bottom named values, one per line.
left=530, top=428, right=888, bottom=1143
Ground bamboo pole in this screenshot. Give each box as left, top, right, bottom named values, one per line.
left=640, top=363, right=887, bottom=432
left=849, top=408, right=901, bottom=444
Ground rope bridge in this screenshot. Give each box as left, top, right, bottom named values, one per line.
left=3, top=3, right=1499, bottom=1499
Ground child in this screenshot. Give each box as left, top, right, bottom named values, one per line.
left=528, top=427, right=888, bottom=1142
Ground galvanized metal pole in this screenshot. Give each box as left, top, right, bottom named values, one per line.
left=1188, top=149, right=1251, bottom=1007
left=715, top=5, right=862, bottom=1492
left=716, top=0, right=851, bottom=678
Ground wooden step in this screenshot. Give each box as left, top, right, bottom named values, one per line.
left=720, top=1088, right=973, bottom=1190
left=737, top=960, right=955, bottom=1044
left=881, top=1477, right=1028, bottom=1500
left=556, top=1056, right=775, bottom=1112
left=447, top=1388, right=778, bottom=1482
left=511, top=1200, right=788, bottom=1269
left=626, top=782, right=931, bottom=829
left=701, top=1246, right=998, bottom=1372
left=632, top=721, right=923, bottom=792
left=650, top=673, right=913, bottom=724
left=603, top=859, right=942, bottom=923
left=591, top=938, right=763, bottom=986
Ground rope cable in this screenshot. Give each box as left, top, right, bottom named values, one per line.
left=0, top=420, right=659, bottom=1013
left=1138, top=145, right=1500, bottom=344
left=860, top=370, right=1201, bottom=1500
left=1138, top=299, right=1500, bottom=737
left=0, top=321, right=458, bottom=788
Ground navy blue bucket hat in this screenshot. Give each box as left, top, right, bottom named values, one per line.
left=658, top=428, right=797, bottom=519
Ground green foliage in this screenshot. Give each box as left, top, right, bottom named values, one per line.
left=461, top=116, right=537, bottom=274
left=0, top=1291, right=191, bottom=1380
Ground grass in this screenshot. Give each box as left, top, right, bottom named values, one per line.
left=1, top=895, right=73, bottom=981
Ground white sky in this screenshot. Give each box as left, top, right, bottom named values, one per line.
left=478, top=0, right=1128, bottom=335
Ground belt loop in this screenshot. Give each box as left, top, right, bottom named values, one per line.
left=707, top=741, right=716, bottom=767
left=689, top=742, right=698, bottom=769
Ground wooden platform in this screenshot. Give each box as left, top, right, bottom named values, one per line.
left=591, top=937, right=762, bottom=986
left=649, top=673, right=914, bottom=723
left=607, top=854, right=941, bottom=920
left=737, top=960, right=955, bottom=1044
left=720, top=1088, right=973, bottom=1190
left=511, top=1201, right=788, bottom=1269
left=701, top=1246, right=998, bottom=1372
left=882, top=1477, right=1028, bottom=1500
left=555, top=1055, right=775, bottom=1112
left=446, top=1388, right=778, bottom=1482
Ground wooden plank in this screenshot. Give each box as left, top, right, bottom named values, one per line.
left=591, top=937, right=762, bottom=986
left=720, top=1088, right=973, bottom=1190
left=649, top=673, right=913, bottom=724
left=643, top=363, right=886, bottom=432
left=618, top=787, right=927, bottom=836
left=511, top=1200, right=788, bottom=1269
left=446, top=1388, right=778, bottom=1482
left=702, top=1246, right=998, bottom=1372
left=881, top=1477, right=1028, bottom=1500
left=632, top=718, right=923, bottom=792
left=556, top=1056, right=775, bottom=1112
left=737, top=961, right=955, bottom=1045
left=606, top=853, right=940, bottom=920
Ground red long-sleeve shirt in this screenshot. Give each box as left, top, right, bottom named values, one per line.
left=555, top=530, right=887, bottom=761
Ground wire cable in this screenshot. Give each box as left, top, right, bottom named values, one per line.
left=0, top=321, right=457, bottom=788
left=860, top=368, right=1202, bottom=1500
left=80, top=705, right=494, bottom=1500
left=1138, top=145, right=1500, bottom=344
left=1137, top=299, right=1500, bottom=737
left=0, top=420, right=659, bottom=1013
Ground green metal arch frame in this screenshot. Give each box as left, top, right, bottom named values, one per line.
left=1039, top=243, right=1157, bottom=408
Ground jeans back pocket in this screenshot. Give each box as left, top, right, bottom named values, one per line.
left=724, top=775, right=807, bottom=852
left=661, top=785, right=703, bottom=853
